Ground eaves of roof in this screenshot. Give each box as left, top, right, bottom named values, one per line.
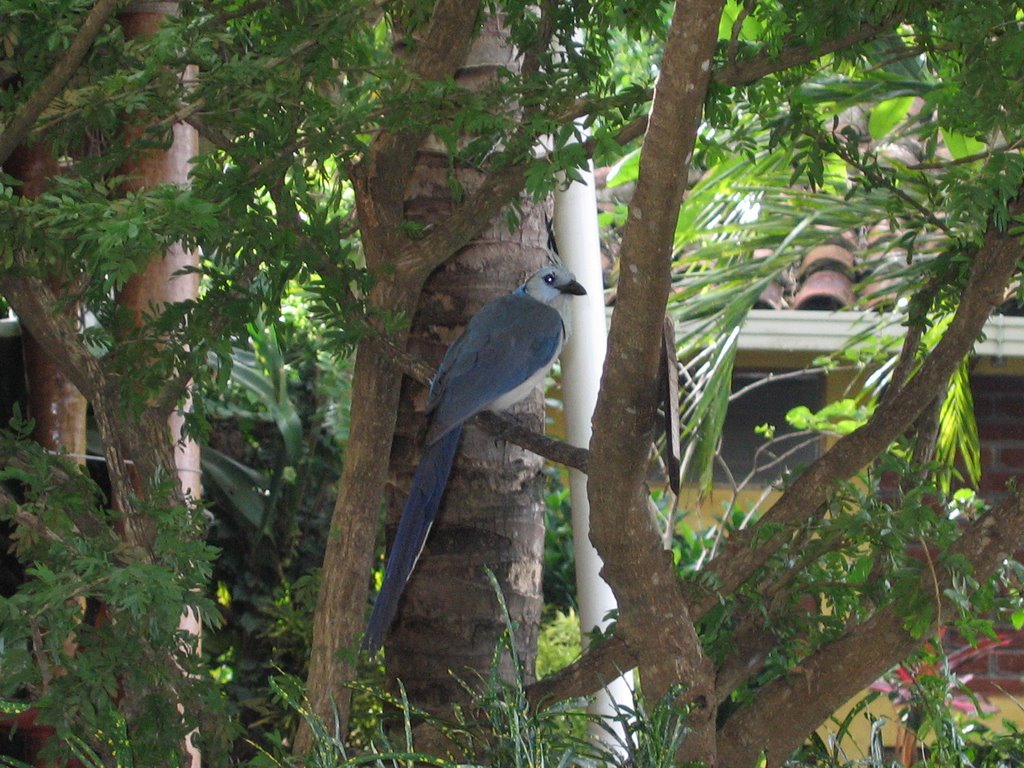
left=734, top=309, right=1024, bottom=361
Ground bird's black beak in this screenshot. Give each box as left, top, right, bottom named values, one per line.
left=562, top=280, right=587, bottom=296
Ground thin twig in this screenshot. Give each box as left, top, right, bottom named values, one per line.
left=726, top=0, right=754, bottom=68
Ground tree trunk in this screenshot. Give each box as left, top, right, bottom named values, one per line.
left=116, top=1, right=201, bottom=518
left=5, top=142, right=88, bottom=462
left=299, top=0, right=485, bottom=749
left=585, top=1, right=724, bottom=764
left=116, top=6, right=201, bottom=766
left=373, top=12, right=547, bottom=714
left=386, top=198, right=549, bottom=709
left=300, top=314, right=411, bottom=746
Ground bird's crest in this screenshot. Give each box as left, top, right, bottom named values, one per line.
left=544, top=213, right=562, bottom=266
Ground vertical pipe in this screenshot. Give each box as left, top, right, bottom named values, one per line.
left=555, top=168, right=635, bottom=753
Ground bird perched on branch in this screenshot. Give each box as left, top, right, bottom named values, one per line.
left=364, top=263, right=587, bottom=652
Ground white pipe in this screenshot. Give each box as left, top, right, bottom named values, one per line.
left=555, top=168, right=635, bottom=753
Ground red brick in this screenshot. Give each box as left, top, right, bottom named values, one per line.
left=994, top=651, right=1024, bottom=674
left=972, top=376, right=1024, bottom=394
left=979, top=471, right=1017, bottom=494
left=980, top=446, right=996, bottom=468
left=992, top=630, right=1024, bottom=648
left=994, top=397, right=1024, bottom=419
left=979, top=422, right=1024, bottom=440
left=973, top=397, right=998, bottom=420
left=999, top=447, right=1024, bottom=469
left=953, top=655, right=993, bottom=677
left=878, top=471, right=901, bottom=492
left=970, top=678, right=1024, bottom=697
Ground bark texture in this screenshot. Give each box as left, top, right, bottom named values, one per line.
left=5, top=142, right=88, bottom=461
left=387, top=202, right=549, bottom=709
left=299, top=0, right=490, bottom=747
left=385, top=9, right=547, bottom=704
left=585, top=1, right=725, bottom=763
left=116, top=8, right=202, bottom=765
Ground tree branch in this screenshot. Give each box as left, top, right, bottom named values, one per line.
left=353, top=0, right=482, bottom=243
left=0, top=270, right=103, bottom=403
left=525, top=635, right=636, bottom=709
left=475, top=412, right=588, bottom=473
left=717, top=486, right=1024, bottom=768
left=584, top=1, right=726, bottom=763
left=410, top=0, right=482, bottom=83
left=0, top=449, right=118, bottom=547
left=687, top=190, right=1024, bottom=622
left=0, top=0, right=123, bottom=165
left=714, top=10, right=910, bottom=87
left=572, top=9, right=916, bottom=160
left=0, top=265, right=180, bottom=551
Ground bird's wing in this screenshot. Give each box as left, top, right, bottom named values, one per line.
left=425, top=294, right=564, bottom=442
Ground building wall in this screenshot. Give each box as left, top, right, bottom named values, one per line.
left=977, top=374, right=1024, bottom=502
left=951, top=374, right=1024, bottom=697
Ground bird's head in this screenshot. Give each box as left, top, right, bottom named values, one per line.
left=523, top=265, right=587, bottom=305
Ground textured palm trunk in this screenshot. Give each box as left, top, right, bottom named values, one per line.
left=300, top=0, right=487, bottom=749
left=387, top=203, right=548, bottom=708
left=116, top=6, right=201, bottom=766
left=383, top=14, right=547, bottom=709
left=117, top=2, right=201, bottom=516
left=6, top=142, right=88, bottom=462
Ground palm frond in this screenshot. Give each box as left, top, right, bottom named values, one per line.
left=936, top=357, right=981, bottom=492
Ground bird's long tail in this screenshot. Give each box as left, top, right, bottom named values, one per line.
left=363, top=426, right=462, bottom=652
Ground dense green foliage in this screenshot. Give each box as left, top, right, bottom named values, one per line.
left=2, top=0, right=1024, bottom=765
left=0, top=0, right=662, bottom=761
left=0, top=426, right=230, bottom=763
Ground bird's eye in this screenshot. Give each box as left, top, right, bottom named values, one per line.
left=544, top=273, right=555, bottom=284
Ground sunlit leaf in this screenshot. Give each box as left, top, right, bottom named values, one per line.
left=941, top=129, right=987, bottom=160
left=868, top=96, right=915, bottom=140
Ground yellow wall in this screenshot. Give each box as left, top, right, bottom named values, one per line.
left=823, top=693, right=1024, bottom=758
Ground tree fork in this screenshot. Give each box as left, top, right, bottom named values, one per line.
left=687, top=191, right=1024, bottom=622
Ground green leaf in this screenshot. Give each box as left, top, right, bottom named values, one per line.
left=606, top=147, right=640, bottom=187
left=201, top=447, right=271, bottom=533
left=230, top=344, right=303, bottom=465
left=868, top=96, right=915, bottom=140
left=718, top=0, right=763, bottom=41
left=936, top=357, right=980, bottom=492
left=941, top=129, right=987, bottom=160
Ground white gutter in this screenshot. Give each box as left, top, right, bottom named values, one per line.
left=719, top=309, right=1024, bottom=359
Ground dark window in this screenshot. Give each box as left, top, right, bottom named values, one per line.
left=715, top=370, right=824, bottom=487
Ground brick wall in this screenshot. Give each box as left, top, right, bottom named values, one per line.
left=955, top=374, right=1024, bottom=696
left=976, top=374, right=1024, bottom=500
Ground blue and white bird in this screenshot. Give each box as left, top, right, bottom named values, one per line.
left=364, top=263, right=587, bottom=652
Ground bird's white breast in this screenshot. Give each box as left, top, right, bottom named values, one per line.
left=487, top=341, right=562, bottom=412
